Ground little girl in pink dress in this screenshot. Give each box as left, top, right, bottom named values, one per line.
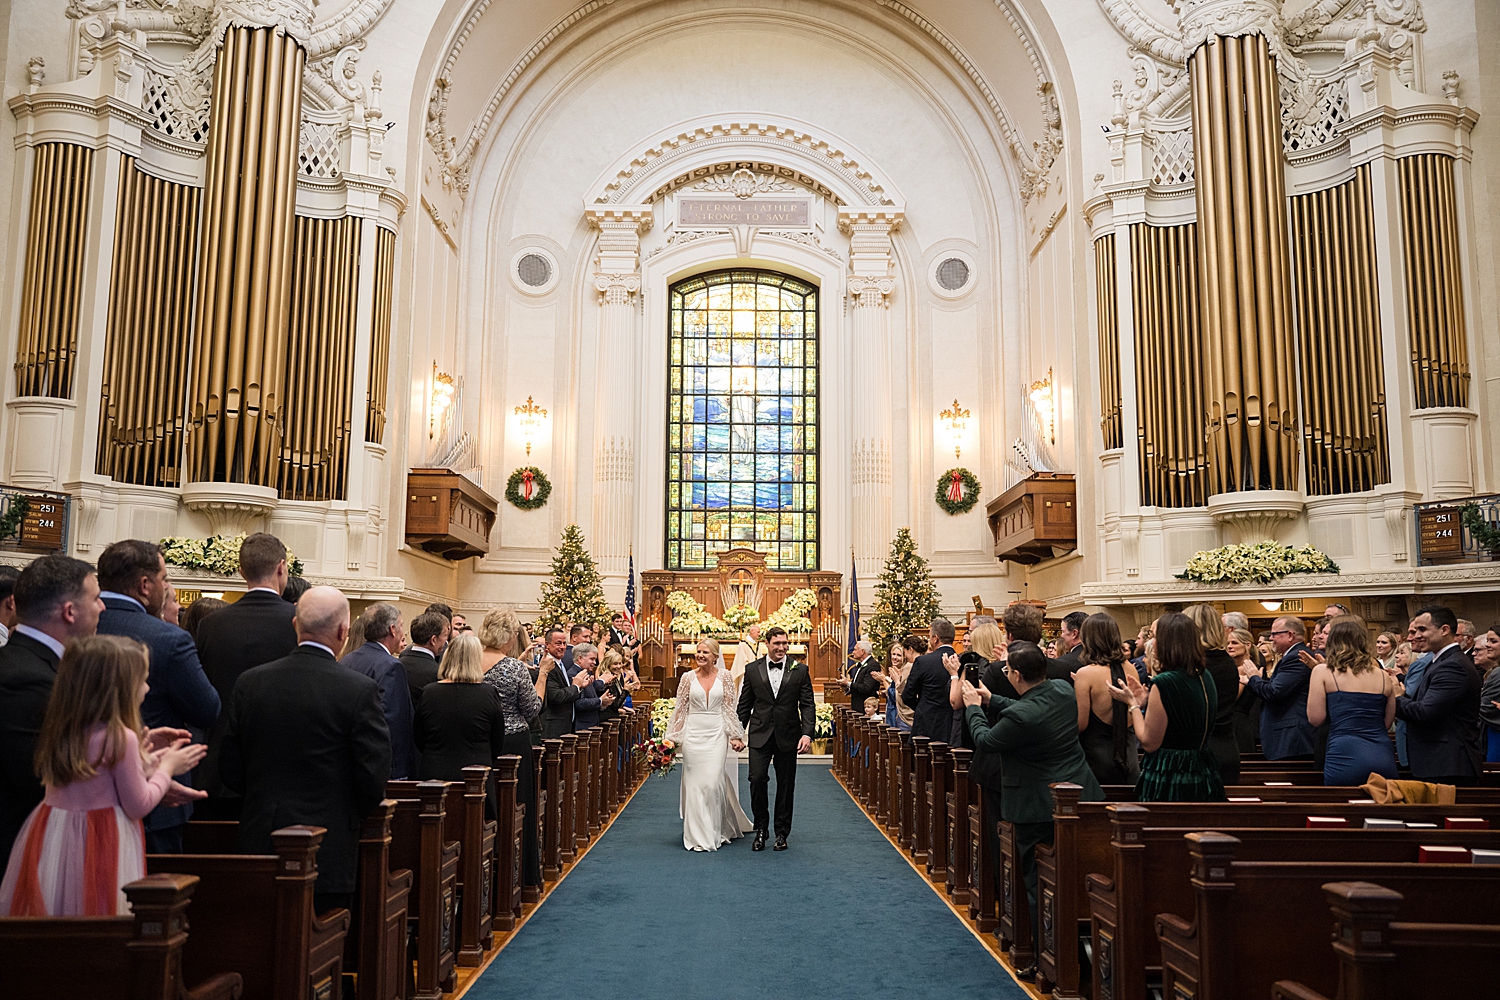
left=0, top=635, right=205, bottom=916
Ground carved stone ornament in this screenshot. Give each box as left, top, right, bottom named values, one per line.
left=181, top=482, right=279, bottom=537
left=848, top=275, right=896, bottom=308
left=692, top=168, right=799, bottom=199
left=594, top=272, right=641, bottom=306
left=1170, top=0, right=1280, bottom=54
left=1206, top=489, right=1304, bottom=546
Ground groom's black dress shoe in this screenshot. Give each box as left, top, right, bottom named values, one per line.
left=773, top=836, right=788, bottom=851
left=752, top=831, right=767, bottom=851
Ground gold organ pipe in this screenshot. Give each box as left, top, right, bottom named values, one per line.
left=365, top=227, right=396, bottom=444
left=1094, top=235, right=1123, bottom=451
left=1398, top=153, right=1468, bottom=408
left=15, top=143, right=94, bottom=398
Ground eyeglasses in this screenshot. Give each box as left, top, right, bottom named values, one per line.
left=1268, top=630, right=1293, bottom=637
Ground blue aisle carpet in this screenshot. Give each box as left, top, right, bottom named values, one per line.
left=467, top=765, right=1030, bottom=1000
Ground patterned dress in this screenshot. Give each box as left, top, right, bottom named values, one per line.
left=1137, top=669, right=1227, bottom=803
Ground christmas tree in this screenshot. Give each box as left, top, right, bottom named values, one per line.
left=537, top=524, right=613, bottom=635
left=865, top=527, right=943, bottom=655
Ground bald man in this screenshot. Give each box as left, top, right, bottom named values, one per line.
left=220, top=586, right=392, bottom=915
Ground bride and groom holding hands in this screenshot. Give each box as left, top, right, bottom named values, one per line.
left=663, top=626, right=816, bottom=852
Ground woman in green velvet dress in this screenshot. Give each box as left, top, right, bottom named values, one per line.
left=1109, top=612, right=1226, bottom=802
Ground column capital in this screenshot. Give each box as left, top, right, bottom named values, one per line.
left=848, top=275, right=896, bottom=308
left=584, top=205, right=654, bottom=233
left=214, top=0, right=317, bottom=45
left=1171, top=0, right=1279, bottom=57
left=836, top=207, right=905, bottom=236
left=594, top=272, right=641, bottom=305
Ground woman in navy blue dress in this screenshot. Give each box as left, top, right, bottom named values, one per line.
left=1305, top=618, right=1397, bottom=786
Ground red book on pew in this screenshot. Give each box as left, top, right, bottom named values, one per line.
left=1419, top=845, right=1471, bottom=864
left=1306, top=816, right=1348, bottom=829
left=1445, top=817, right=1490, bottom=830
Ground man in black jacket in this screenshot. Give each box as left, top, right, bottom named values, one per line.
left=736, top=626, right=816, bottom=850
left=1047, top=611, right=1087, bottom=683
left=840, top=639, right=881, bottom=714
left=540, top=627, right=595, bottom=739
left=401, top=611, right=450, bottom=707
left=220, top=585, right=391, bottom=914
left=1396, top=605, right=1483, bottom=785
left=903, top=618, right=958, bottom=743
left=0, top=555, right=105, bottom=864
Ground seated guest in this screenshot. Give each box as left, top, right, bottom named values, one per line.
left=1243, top=616, right=1316, bottom=761
left=874, top=640, right=913, bottom=731
left=0, top=555, right=104, bottom=865
left=340, top=603, right=417, bottom=780
left=1073, top=613, right=1140, bottom=786
left=179, top=597, right=227, bottom=644
left=540, top=627, right=593, bottom=739
left=219, top=586, right=391, bottom=915
left=0, top=564, right=20, bottom=645
left=568, top=642, right=614, bottom=731
left=840, top=639, right=881, bottom=715
left=415, top=633, right=507, bottom=816
left=904, top=618, right=958, bottom=744
left=1476, top=625, right=1500, bottom=762
left=402, top=611, right=450, bottom=708
left=1306, top=617, right=1397, bottom=786
left=96, top=539, right=220, bottom=853
left=1395, top=605, right=1483, bottom=785
left=1185, top=603, right=1243, bottom=785
left=1227, top=627, right=1263, bottom=753
left=1047, top=610, right=1087, bottom=682
left=1110, top=613, right=1226, bottom=802
left=0, top=635, right=205, bottom=915
left=960, top=640, right=1102, bottom=967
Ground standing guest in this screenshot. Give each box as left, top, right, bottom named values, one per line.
left=903, top=618, right=958, bottom=744
left=1456, top=619, right=1477, bottom=655
left=1395, top=606, right=1482, bottom=785
left=401, top=611, right=450, bottom=708
left=960, top=641, right=1103, bottom=969
left=0, top=556, right=105, bottom=865
left=597, top=647, right=630, bottom=724
left=1047, top=611, right=1087, bottom=683
left=607, top=612, right=640, bottom=661
left=1242, top=616, right=1316, bottom=761
left=0, top=636, right=205, bottom=915
left=1392, top=641, right=1414, bottom=677
left=340, top=604, right=417, bottom=781
left=568, top=643, right=614, bottom=731
left=1005, top=603, right=1046, bottom=646
left=1110, top=613, right=1226, bottom=803
left=1307, top=617, right=1397, bottom=786
left=1185, top=603, right=1243, bottom=785
left=480, top=610, right=545, bottom=888
left=159, top=584, right=182, bottom=627
left=561, top=623, right=593, bottom=672
left=1394, top=619, right=1435, bottom=767
left=479, top=608, right=551, bottom=706
left=450, top=613, right=471, bottom=635
left=280, top=575, right=311, bottom=605
left=1227, top=627, right=1263, bottom=753
left=1375, top=631, right=1399, bottom=672
left=1222, top=611, right=1250, bottom=633
left=415, top=633, right=507, bottom=814
left=179, top=597, right=227, bottom=644
left=874, top=641, right=912, bottom=731
left=1073, top=613, right=1141, bottom=786
left=96, top=540, right=220, bottom=853
left=540, top=627, right=593, bottom=739
left=962, top=621, right=1021, bottom=907
left=1132, top=623, right=1153, bottom=672
left=220, top=586, right=390, bottom=915
left=1475, top=625, right=1500, bottom=762
left=424, top=603, right=454, bottom=624
left=196, top=532, right=299, bottom=815
left=0, top=565, right=20, bottom=645
left=839, top=639, right=881, bottom=714
left=732, top=625, right=764, bottom=690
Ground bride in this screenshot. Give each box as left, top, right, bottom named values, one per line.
left=664, top=638, right=755, bottom=851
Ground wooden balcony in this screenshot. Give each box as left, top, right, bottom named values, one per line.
left=404, top=468, right=497, bottom=560
left=985, top=473, right=1077, bottom=565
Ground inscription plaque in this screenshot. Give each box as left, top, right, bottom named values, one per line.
left=678, top=197, right=811, bottom=229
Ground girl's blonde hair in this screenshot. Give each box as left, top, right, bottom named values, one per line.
left=969, top=622, right=1003, bottom=661
left=1184, top=602, right=1227, bottom=651
left=35, top=635, right=151, bottom=788
left=440, top=633, right=485, bottom=683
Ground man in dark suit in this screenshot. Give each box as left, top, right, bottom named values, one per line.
left=560, top=622, right=593, bottom=673
left=401, top=611, right=450, bottom=708
left=736, top=626, right=815, bottom=851
left=1243, top=615, right=1316, bottom=761
left=220, top=585, right=391, bottom=915
left=961, top=641, right=1103, bottom=973
left=0, top=555, right=105, bottom=864
left=567, top=643, right=614, bottom=732
left=1396, top=605, right=1483, bottom=785
left=341, top=603, right=417, bottom=780
left=0, top=565, right=19, bottom=645
left=540, top=627, right=594, bottom=739
left=96, top=540, right=221, bottom=853
left=840, top=639, right=881, bottom=714
left=1047, top=611, right=1087, bottom=683
left=904, top=618, right=958, bottom=743
left=195, top=532, right=300, bottom=816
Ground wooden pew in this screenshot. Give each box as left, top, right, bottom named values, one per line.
left=886, top=729, right=902, bottom=841
left=385, top=782, right=459, bottom=1000
left=541, top=739, right=563, bottom=880
left=1156, top=831, right=1500, bottom=1000
left=899, top=733, right=915, bottom=850
left=927, top=742, right=951, bottom=882
left=349, top=801, right=411, bottom=1000
left=1087, top=805, right=1500, bottom=1000
left=912, top=736, right=932, bottom=864
left=147, top=826, right=349, bottom=1000
left=559, top=734, right=579, bottom=863
left=526, top=744, right=544, bottom=903
left=452, top=766, right=496, bottom=964
left=970, top=784, right=999, bottom=936
left=491, top=756, right=524, bottom=931
left=0, top=873, right=244, bottom=1000
left=1272, top=881, right=1500, bottom=1000
left=946, top=747, right=973, bottom=905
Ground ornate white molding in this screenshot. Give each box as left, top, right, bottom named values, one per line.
left=593, top=272, right=641, bottom=306
left=593, top=438, right=635, bottom=484
left=1171, top=0, right=1279, bottom=54
left=848, top=276, right=896, bottom=308
left=852, top=439, right=892, bottom=487
left=691, top=167, right=798, bottom=198
left=181, top=481, right=279, bottom=536
left=1207, top=489, right=1305, bottom=544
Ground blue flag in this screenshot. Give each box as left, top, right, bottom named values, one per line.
left=847, top=550, right=860, bottom=666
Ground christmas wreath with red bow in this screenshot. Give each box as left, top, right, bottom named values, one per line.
left=505, top=466, right=552, bottom=510
left=935, top=467, right=982, bottom=515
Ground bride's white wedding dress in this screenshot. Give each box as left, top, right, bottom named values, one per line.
left=665, top=665, right=754, bottom=851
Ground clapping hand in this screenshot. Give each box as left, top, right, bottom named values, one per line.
left=150, top=737, right=207, bottom=777
left=144, top=727, right=192, bottom=753
left=159, top=779, right=208, bottom=808
left=942, top=652, right=962, bottom=677
left=1107, top=673, right=1147, bottom=709
left=959, top=680, right=983, bottom=708
left=572, top=668, right=594, bottom=688
left=1297, top=649, right=1323, bottom=669
left=600, top=691, right=616, bottom=708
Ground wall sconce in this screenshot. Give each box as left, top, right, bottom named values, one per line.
left=1029, top=368, right=1055, bottom=445
left=940, top=398, right=970, bottom=459
left=429, top=364, right=455, bottom=439
left=1260, top=599, right=1283, bottom=612
left=514, top=395, right=548, bottom=456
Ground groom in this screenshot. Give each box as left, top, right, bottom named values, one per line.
left=736, top=626, right=816, bottom=851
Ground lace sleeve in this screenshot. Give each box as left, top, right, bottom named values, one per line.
left=664, top=672, right=693, bottom=744
left=721, top=670, right=748, bottom=743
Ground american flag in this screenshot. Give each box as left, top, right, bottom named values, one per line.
left=846, top=549, right=860, bottom=666
left=623, top=552, right=637, bottom=631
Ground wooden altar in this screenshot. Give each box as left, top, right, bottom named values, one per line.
left=635, top=548, right=843, bottom=685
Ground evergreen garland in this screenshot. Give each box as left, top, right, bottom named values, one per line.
left=0, top=494, right=29, bottom=540
left=1461, top=503, right=1500, bottom=553
left=536, top=523, right=613, bottom=635
left=864, top=527, right=944, bottom=655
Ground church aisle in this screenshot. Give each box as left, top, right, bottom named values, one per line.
left=464, top=765, right=1031, bottom=1000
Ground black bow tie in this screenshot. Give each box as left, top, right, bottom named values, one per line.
left=768, top=661, right=785, bottom=671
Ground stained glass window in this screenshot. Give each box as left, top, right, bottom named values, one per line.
left=666, top=269, right=819, bottom=571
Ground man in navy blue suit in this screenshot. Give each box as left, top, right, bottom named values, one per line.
left=96, top=540, right=220, bottom=853
left=1396, top=605, right=1482, bottom=785
left=340, top=603, right=416, bottom=780
left=1243, top=616, right=1316, bottom=760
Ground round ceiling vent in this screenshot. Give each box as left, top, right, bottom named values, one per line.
left=516, top=253, right=553, bottom=288
left=935, top=256, right=971, bottom=291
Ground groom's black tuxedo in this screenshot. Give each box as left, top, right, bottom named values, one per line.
left=737, top=656, right=816, bottom=840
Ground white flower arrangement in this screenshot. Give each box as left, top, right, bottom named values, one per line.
left=650, top=698, right=676, bottom=737
left=664, top=590, right=735, bottom=638
left=814, top=702, right=834, bottom=739
left=159, top=533, right=305, bottom=577
left=723, top=603, right=761, bottom=630
left=1176, top=541, right=1339, bottom=585
left=764, top=587, right=818, bottom=635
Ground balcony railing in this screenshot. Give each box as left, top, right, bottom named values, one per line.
left=0, top=486, right=71, bottom=555
left=1414, top=493, right=1500, bottom=566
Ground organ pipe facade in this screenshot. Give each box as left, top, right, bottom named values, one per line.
left=14, top=143, right=93, bottom=399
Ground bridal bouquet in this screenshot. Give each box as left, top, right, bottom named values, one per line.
left=634, top=736, right=681, bottom=778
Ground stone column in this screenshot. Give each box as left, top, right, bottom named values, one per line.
left=839, top=209, right=903, bottom=577
left=585, top=207, right=652, bottom=576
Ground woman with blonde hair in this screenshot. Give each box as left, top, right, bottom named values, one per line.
left=873, top=640, right=914, bottom=732
left=1374, top=631, right=1400, bottom=672
left=1306, top=617, right=1397, bottom=786
left=414, top=633, right=509, bottom=813
left=1185, top=603, right=1244, bottom=785
left=477, top=609, right=547, bottom=889
left=663, top=638, right=753, bottom=851
left=1, top=636, right=205, bottom=915
left=1227, top=626, right=1264, bottom=753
